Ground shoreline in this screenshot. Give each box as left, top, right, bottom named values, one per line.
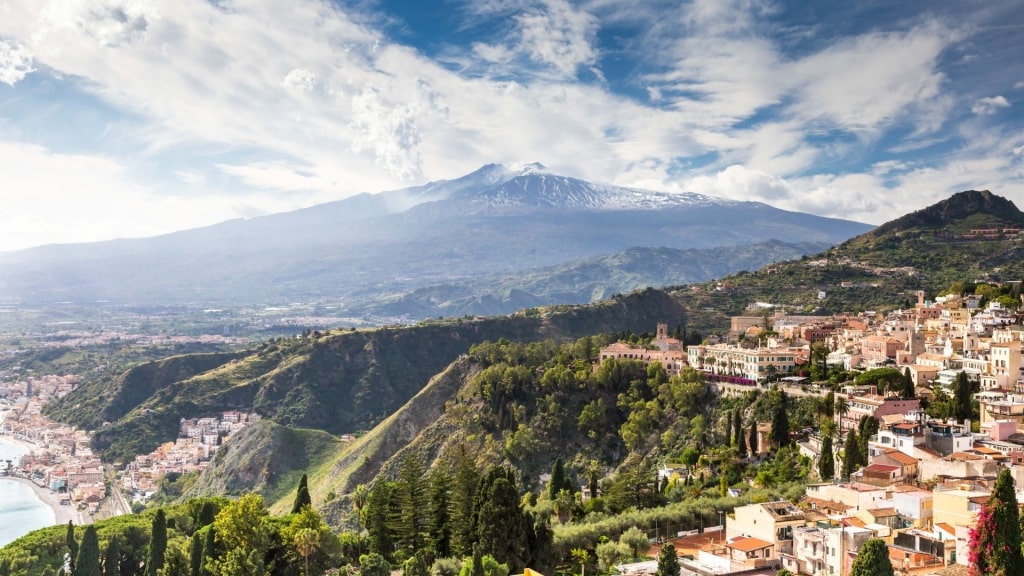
left=1, top=475, right=84, bottom=527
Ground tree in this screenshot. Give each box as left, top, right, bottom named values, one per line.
left=208, top=494, right=273, bottom=576
left=292, top=473, right=312, bottom=514
left=394, top=455, right=429, bottom=555
left=818, top=435, right=834, bottom=480
left=188, top=533, right=203, bottom=576
left=619, top=526, right=650, bottom=558
left=449, top=446, right=479, bottom=557
left=835, top=396, right=849, bottom=433
left=427, top=464, right=452, bottom=558
left=294, top=528, right=318, bottom=576
left=848, top=538, right=893, bottom=576
left=770, top=390, right=791, bottom=448
left=359, top=553, right=391, bottom=576
left=655, top=544, right=678, bottom=576
left=953, top=372, right=974, bottom=423
left=734, top=411, right=747, bottom=458
left=103, top=537, right=121, bottom=576
left=199, top=527, right=217, bottom=576
left=842, top=430, right=861, bottom=479
left=66, top=521, right=79, bottom=574
left=75, top=525, right=101, bottom=576
left=968, top=468, right=1024, bottom=576
left=548, top=458, right=567, bottom=500
left=146, top=509, right=167, bottom=576
left=748, top=421, right=758, bottom=456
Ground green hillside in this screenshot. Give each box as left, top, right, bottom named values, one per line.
left=46, top=288, right=690, bottom=463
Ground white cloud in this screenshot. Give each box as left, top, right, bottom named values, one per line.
left=972, top=95, right=1011, bottom=115
left=685, top=165, right=792, bottom=203
left=282, top=68, right=318, bottom=93
left=0, top=40, right=34, bottom=85
left=37, top=0, right=158, bottom=47
left=516, top=0, right=598, bottom=77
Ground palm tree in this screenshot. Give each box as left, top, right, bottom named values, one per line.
left=294, top=528, right=319, bottom=576
left=835, top=396, right=849, bottom=436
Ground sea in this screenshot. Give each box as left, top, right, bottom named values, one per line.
left=0, top=438, right=56, bottom=548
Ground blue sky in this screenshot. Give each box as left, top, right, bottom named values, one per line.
left=0, top=0, right=1021, bottom=251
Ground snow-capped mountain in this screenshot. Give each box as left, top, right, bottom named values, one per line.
left=389, top=163, right=727, bottom=213
left=0, top=163, right=873, bottom=311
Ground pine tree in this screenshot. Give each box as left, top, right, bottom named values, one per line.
left=968, top=468, right=1024, bottom=575
left=848, top=538, right=893, bottom=576
left=102, top=537, right=120, bottom=576
left=75, top=525, right=101, bottom=576
left=655, top=543, right=679, bottom=576
left=146, top=509, right=167, bottom=576
left=365, top=481, right=395, bottom=558
left=292, top=473, right=312, bottom=514
left=394, top=454, right=429, bottom=555
left=427, top=464, right=452, bottom=559
left=818, top=435, right=834, bottom=480
left=449, top=446, right=479, bottom=557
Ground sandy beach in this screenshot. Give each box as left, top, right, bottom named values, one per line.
left=7, top=475, right=84, bottom=526
left=0, top=413, right=87, bottom=528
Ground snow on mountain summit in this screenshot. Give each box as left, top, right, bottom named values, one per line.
left=417, top=164, right=730, bottom=212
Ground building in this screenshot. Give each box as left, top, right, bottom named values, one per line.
left=687, top=343, right=796, bottom=383
left=842, top=392, right=921, bottom=432
left=727, top=500, right=806, bottom=555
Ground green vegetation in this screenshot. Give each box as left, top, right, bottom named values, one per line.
left=848, top=539, right=894, bottom=576
left=968, top=468, right=1024, bottom=575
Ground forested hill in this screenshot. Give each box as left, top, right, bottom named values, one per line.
left=45, top=288, right=690, bottom=463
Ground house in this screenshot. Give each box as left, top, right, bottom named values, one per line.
left=723, top=535, right=776, bottom=569
left=892, top=486, right=934, bottom=529
left=842, top=392, right=921, bottom=432
left=873, top=448, right=920, bottom=482
left=727, top=500, right=806, bottom=555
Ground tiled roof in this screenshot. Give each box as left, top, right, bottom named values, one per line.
left=726, top=536, right=774, bottom=552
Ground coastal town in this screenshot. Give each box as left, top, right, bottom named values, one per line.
left=0, top=372, right=258, bottom=524
left=1, top=285, right=1023, bottom=575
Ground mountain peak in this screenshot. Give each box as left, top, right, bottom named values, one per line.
left=871, top=190, right=1024, bottom=237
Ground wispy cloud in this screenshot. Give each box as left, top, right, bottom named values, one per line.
left=971, top=95, right=1011, bottom=115
left=0, top=0, right=1020, bottom=249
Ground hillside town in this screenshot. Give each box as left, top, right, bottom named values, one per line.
left=600, top=289, right=1024, bottom=576
left=0, top=285, right=1021, bottom=575
left=0, top=371, right=257, bottom=515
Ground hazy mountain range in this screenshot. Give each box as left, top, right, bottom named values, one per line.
left=0, top=164, right=871, bottom=318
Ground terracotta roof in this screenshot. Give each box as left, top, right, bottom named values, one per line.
left=726, top=536, right=774, bottom=552
left=880, top=449, right=918, bottom=466
left=867, top=507, right=897, bottom=517
left=844, top=517, right=866, bottom=528
left=864, top=463, right=899, bottom=473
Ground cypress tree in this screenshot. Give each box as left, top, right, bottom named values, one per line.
left=655, top=543, right=679, bottom=576
left=848, top=538, right=893, bottom=576
left=66, top=520, right=78, bottom=573
left=146, top=509, right=167, bottom=576
left=548, top=459, right=566, bottom=501
left=842, top=430, right=860, bottom=478
left=200, top=527, right=217, bottom=576
left=818, top=435, right=834, bottom=480
left=734, top=411, right=747, bottom=457
left=76, top=525, right=102, bottom=576
left=968, top=468, right=1024, bottom=575
left=748, top=421, right=758, bottom=456
left=189, top=533, right=203, bottom=576
left=770, top=390, right=791, bottom=448
left=102, top=537, right=120, bottom=576
left=953, top=372, right=973, bottom=423
left=292, top=473, right=312, bottom=514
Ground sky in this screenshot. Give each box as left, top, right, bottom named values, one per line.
left=0, top=0, right=1022, bottom=252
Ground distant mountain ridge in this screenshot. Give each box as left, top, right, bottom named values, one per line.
left=0, top=164, right=871, bottom=316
